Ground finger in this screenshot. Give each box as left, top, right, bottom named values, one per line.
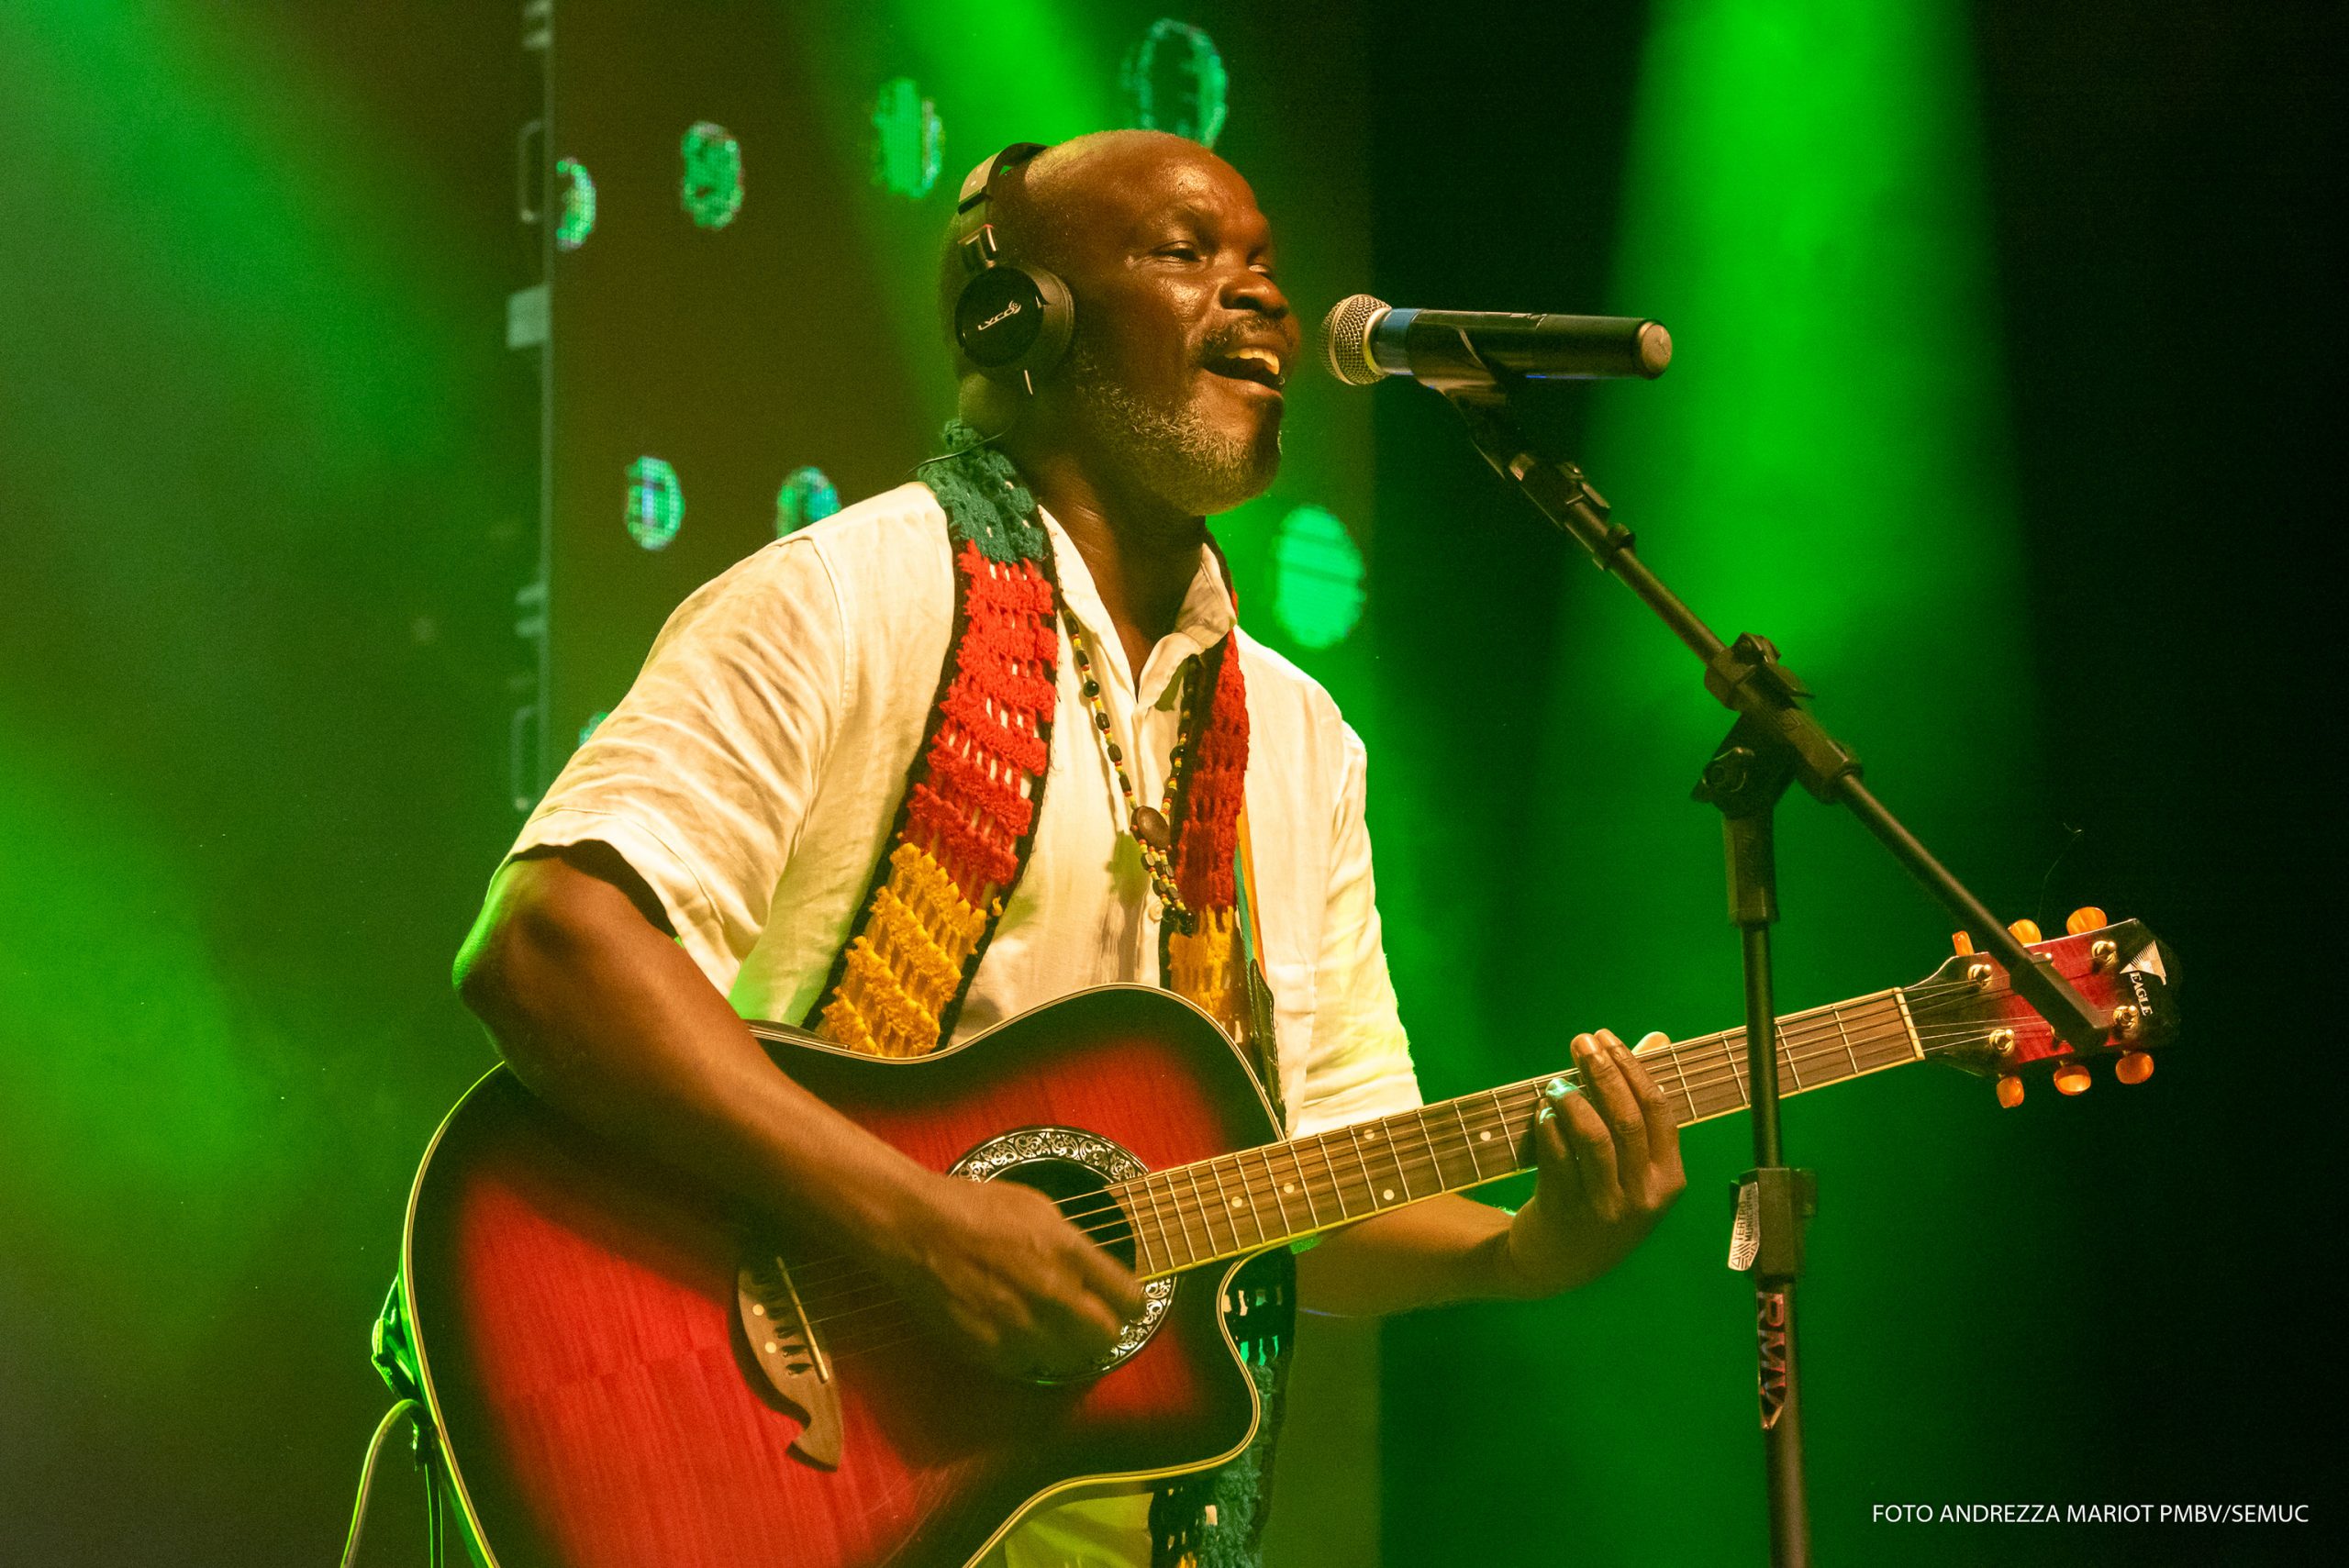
left=1069, top=1233, right=1148, bottom=1318
left=1576, top=1031, right=1650, bottom=1179
left=1622, top=1031, right=1686, bottom=1176
left=1544, top=1063, right=1622, bottom=1217
left=1530, top=1085, right=1586, bottom=1198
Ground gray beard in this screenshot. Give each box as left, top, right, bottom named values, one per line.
left=1063, top=340, right=1282, bottom=517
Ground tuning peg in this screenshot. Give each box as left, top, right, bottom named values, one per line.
left=2115, top=1051, right=2155, bottom=1085
left=1996, top=1074, right=2025, bottom=1108
left=2052, top=1060, right=2093, bottom=1095
left=1952, top=930, right=1975, bottom=956
left=2009, top=917, right=2043, bottom=945
left=2065, top=906, right=2109, bottom=935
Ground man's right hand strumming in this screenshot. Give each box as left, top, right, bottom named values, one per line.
left=871, top=1173, right=1147, bottom=1380
left=457, top=842, right=1141, bottom=1385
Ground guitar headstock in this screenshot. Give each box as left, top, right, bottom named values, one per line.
left=1904, top=907, right=2177, bottom=1106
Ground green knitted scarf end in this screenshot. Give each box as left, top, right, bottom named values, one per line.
left=926, top=421, right=1048, bottom=564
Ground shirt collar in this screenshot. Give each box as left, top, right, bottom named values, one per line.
left=1041, top=507, right=1236, bottom=711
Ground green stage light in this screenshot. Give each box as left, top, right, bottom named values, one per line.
left=625, top=455, right=683, bottom=550
left=680, top=121, right=743, bottom=229
left=871, top=77, right=944, bottom=199
left=579, top=710, right=609, bottom=745
left=776, top=465, right=841, bottom=537
left=554, top=157, right=596, bottom=250
left=1272, top=505, right=1365, bottom=650
left=1122, top=19, right=1228, bottom=148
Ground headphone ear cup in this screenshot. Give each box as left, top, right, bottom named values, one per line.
left=955, top=263, right=1074, bottom=382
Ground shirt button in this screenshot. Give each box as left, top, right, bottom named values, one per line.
left=1147, top=897, right=1164, bottom=922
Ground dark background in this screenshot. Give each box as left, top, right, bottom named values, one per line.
left=0, top=1, right=2337, bottom=1563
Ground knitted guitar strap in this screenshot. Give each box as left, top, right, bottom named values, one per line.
left=800, top=431, right=1061, bottom=1056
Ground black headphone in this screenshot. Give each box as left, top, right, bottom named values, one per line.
left=952, top=141, right=1074, bottom=393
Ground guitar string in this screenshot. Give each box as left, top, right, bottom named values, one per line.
left=791, top=1013, right=2042, bottom=1363
left=772, top=994, right=2014, bottom=1315
left=768, top=1003, right=1928, bottom=1306
left=779, top=1014, right=2003, bottom=1333
left=775, top=1010, right=2016, bottom=1334
left=765, top=979, right=1995, bottom=1296
left=769, top=979, right=1998, bottom=1302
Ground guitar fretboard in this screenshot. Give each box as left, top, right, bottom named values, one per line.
left=1113, top=988, right=1920, bottom=1279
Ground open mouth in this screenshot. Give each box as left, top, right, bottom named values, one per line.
left=1202, top=345, right=1287, bottom=391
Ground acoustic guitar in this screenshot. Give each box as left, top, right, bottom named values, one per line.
left=374, top=911, right=2173, bottom=1568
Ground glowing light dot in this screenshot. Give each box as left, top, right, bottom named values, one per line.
left=871, top=78, right=944, bottom=199
left=680, top=121, right=743, bottom=229
left=1123, top=19, right=1229, bottom=149
left=775, top=465, right=841, bottom=537
left=625, top=456, right=683, bottom=550
left=554, top=157, right=596, bottom=250
left=1274, top=506, right=1366, bottom=650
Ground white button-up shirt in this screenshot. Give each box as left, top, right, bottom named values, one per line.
left=509, top=481, right=1421, bottom=1139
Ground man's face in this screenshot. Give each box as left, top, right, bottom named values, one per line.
left=1040, top=139, right=1300, bottom=517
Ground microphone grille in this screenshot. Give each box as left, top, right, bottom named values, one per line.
left=1319, top=294, right=1390, bottom=386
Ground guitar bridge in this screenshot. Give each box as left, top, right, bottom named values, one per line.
left=737, top=1249, right=842, bottom=1468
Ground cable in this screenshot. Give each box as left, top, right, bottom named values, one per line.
left=338, top=1398, right=443, bottom=1568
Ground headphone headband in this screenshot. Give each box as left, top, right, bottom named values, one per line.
left=954, top=141, right=1051, bottom=274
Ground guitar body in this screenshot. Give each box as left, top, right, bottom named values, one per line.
left=398, top=985, right=1282, bottom=1568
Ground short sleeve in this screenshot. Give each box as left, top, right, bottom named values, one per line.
left=504, top=536, right=848, bottom=995
left=1291, top=723, right=1422, bottom=1137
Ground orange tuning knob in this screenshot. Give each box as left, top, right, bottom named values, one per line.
left=1996, top=1074, right=2026, bottom=1108
left=2065, top=906, right=2109, bottom=935
left=2052, top=1061, right=2093, bottom=1095
left=2008, top=917, right=2043, bottom=945
left=1952, top=930, right=1976, bottom=956
left=2115, top=1051, right=2155, bottom=1084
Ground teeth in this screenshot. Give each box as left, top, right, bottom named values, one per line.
left=1230, top=346, right=1282, bottom=376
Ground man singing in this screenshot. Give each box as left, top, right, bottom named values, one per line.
left=455, top=129, right=1686, bottom=1568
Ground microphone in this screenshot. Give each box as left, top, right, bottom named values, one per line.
left=1319, top=294, right=1671, bottom=389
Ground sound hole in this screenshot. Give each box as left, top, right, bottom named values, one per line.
left=990, top=1156, right=1138, bottom=1273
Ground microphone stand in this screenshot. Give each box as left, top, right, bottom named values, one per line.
left=1434, top=375, right=2103, bottom=1568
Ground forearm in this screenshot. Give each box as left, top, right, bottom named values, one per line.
left=454, top=856, right=935, bottom=1255
left=1295, top=1193, right=1545, bottom=1317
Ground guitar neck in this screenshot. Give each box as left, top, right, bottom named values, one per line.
left=1113, top=986, right=1921, bottom=1281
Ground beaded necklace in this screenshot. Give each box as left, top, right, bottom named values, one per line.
left=1063, top=616, right=1204, bottom=936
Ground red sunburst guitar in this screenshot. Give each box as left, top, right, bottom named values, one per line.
left=376, top=912, right=2175, bottom=1568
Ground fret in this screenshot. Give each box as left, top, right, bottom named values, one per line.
left=1347, top=1123, right=1387, bottom=1208
left=1486, top=1088, right=1519, bottom=1164
left=1286, top=1142, right=1324, bottom=1229
left=1449, top=1099, right=1487, bottom=1184
left=1831, top=1006, right=1863, bottom=1079
left=1890, top=988, right=1924, bottom=1062
left=1664, top=1042, right=1700, bottom=1124
left=1147, top=1173, right=1198, bottom=1267
left=1184, top=1164, right=1229, bottom=1256
left=1315, top=1133, right=1353, bottom=1219
left=1124, top=1180, right=1162, bottom=1275
left=1408, top=1109, right=1448, bottom=1192
left=1230, top=1155, right=1273, bottom=1247
left=1379, top=1120, right=1415, bottom=1201
left=1258, top=1147, right=1297, bottom=1237
left=1203, top=1158, right=1254, bottom=1251
left=1780, top=1023, right=1806, bottom=1089
left=1720, top=1035, right=1748, bottom=1107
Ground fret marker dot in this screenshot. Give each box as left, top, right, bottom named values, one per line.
left=1283, top=1183, right=1295, bottom=1193
left=1479, top=1130, right=1492, bottom=1141
left=1230, top=1197, right=1245, bottom=1209
left=1382, top=1188, right=1395, bottom=1202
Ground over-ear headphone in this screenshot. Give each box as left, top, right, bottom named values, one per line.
left=952, top=141, right=1074, bottom=393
